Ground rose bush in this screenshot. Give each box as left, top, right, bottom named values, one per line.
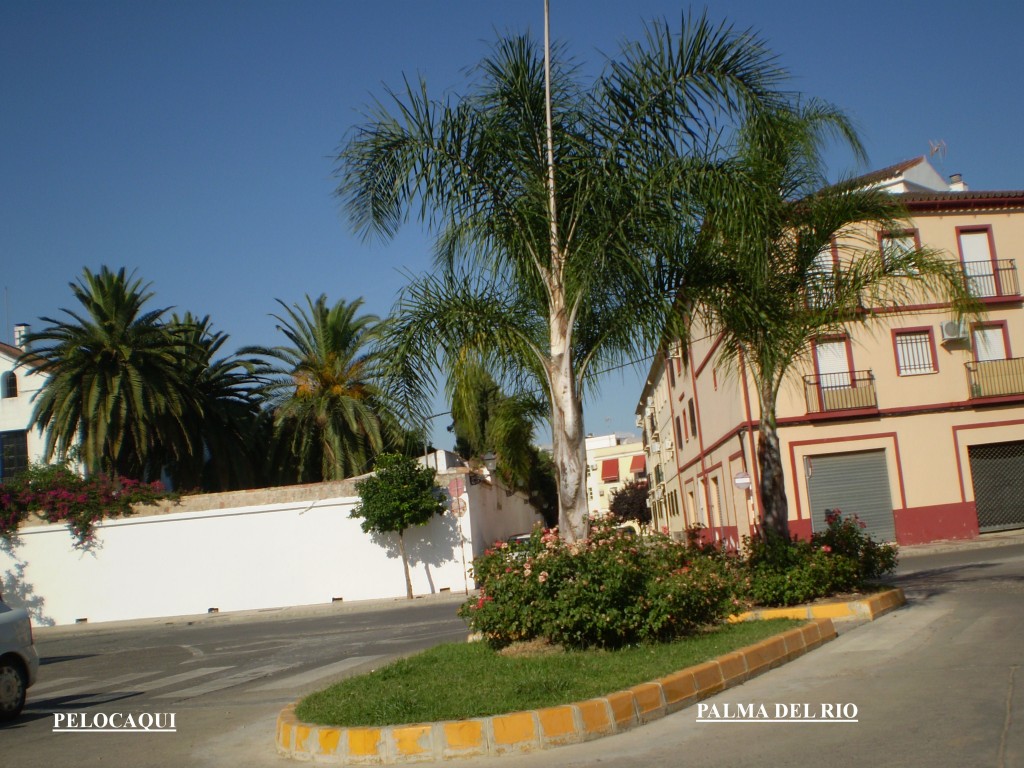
left=743, top=509, right=899, bottom=606
left=460, top=521, right=745, bottom=650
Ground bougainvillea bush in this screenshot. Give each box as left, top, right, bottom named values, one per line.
left=459, top=521, right=746, bottom=650
left=0, top=463, right=170, bottom=546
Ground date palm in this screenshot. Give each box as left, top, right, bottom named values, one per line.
left=245, top=295, right=394, bottom=482
left=23, top=266, right=194, bottom=480
left=338, top=14, right=787, bottom=541
left=165, top=313, right=263, bottom=491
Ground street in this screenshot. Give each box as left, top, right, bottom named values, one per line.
left=2, top=540, right=1022, bottom=767
left=1, top=595, right=469, bottom=767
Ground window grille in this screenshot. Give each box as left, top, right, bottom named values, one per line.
left=895, top=331, right=935, bottom=375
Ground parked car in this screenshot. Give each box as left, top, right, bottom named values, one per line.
left=0, top=594, right=39, bottom=721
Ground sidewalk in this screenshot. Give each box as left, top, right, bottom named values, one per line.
left=33, top=589, right=468, bottom=639
left=897, top=527, right=1024, bottom=558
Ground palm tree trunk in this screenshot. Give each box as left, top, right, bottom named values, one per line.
left=541, top=0, right=586, bottom=544
left=756, top=416, right=790, bottom=542
left=397, top=529, right=413, bottom=599
left=548, top=309, right=588, bottom=542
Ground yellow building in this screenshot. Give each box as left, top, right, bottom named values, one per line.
left=637, top=157, right=1024, bottom=546
left=584, top=434, right=646, bottom=522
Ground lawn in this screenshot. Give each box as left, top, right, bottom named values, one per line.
left=295, top=619, right=801, bottom=727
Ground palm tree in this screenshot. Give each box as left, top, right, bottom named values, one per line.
left=680, top=104, right=976, bottom=541
left=23, top=266, right=194, bottom=480
left=244, top=295, right=394, bottom=482
left=165, top=313, right=263, bottom=491
left=337, top=14, right=787, bottom=541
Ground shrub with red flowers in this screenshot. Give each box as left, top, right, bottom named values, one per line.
left=812, top=509, right=898, bottom=581
left=742, top=509, right=898, bottom=606
left=459, top=520, right=745, bottom=650
left=0, top=463, right=171, bottom=546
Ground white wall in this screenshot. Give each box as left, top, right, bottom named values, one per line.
left=0, top=468, right=543, bottom=627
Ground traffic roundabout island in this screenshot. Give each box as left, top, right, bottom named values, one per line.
left=275, top=589, right=905, bottom=764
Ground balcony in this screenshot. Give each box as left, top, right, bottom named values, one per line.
left=804, top=370, right=877, bottom=414
left=963, top=259, right=1020, bottom=299
left=967, top=357, right=1024, bottom=399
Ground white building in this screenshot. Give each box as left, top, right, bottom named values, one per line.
left=0, top=325, right=47, bottom=482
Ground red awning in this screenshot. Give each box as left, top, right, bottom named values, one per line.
left=601, top=458, right=619, bottom=482
left=629, top=454, right=646, bottom=474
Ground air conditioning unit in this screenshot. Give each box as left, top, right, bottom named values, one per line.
left=651, top=441, right=660, bottom=454
left=667, top=340, right=683, bottom=360
left=634, top=414, right=643, bottom=428
left=663, top=438, right=674, bottom=455
left=940, top=320, right=968, bottom=341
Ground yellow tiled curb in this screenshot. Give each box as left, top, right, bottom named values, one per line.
left=729, top=587, right=906, bottom=623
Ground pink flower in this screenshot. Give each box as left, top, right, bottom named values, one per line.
left=821, top=544, right=832, bottom=553
left=538, top=571, right=549, bottom=583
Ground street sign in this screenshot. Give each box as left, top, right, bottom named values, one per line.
left=733, top=471, right=752, bottom=490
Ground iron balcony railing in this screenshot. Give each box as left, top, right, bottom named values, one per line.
left=966, top=357, right=1024, bottom=398
left=804, top=370, right=877, bottom=414
left=963, top=258, right=1020, bottom=299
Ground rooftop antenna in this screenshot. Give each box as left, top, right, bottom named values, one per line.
left=928, top=139, right=947, bottom=163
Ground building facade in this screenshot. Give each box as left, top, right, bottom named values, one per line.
left=0, top=325, right=46, bottom=482
left=583, top=434, right=646, bottom=521
left=637, top=158, right=1024, bottom=547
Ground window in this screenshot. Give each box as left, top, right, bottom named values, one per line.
left=894, top=330, right=936, bottom=375
left=0, top=372, right=16, bottom=399
left=881, top=231, right=919, bottom=274
left=0, top=430, right=28, bottom=482
left=958, top=228, right=998, bottom=298
left=973, top=325, right=1008, bottom=362
left=674, top=416, right=683, bottom=448
left=807, top=245, right=836, bottom=307
left=815, top=338, right=852, bottom=387
left=687, top=399, right=697, bottom=437
left=667, top=355, right=676, bottom=387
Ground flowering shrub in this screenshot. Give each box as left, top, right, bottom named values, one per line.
left=459, top=521, right=744, bottom=650
left=0, top=463, right=171, bottom=546
left=812, top=509, right=899, bottom=581
left=742, top=509, right=898, bottom=606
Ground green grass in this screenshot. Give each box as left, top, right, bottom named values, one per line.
left=295, top=619, right=801, bottom=727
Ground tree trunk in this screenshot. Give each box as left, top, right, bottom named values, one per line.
left=548, top=312, right=588, bottom=543
left=756, top=418, right=789, bottom=542
left=397, top=529, right=413, bottom=600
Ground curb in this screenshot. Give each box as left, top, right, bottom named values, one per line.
left=277, top=621, right=841, bottom=763
left=729, top=587, right=906, bottom=623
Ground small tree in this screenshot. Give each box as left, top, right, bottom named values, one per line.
left=609, top=480, right=651, bottom=526
left=352, top=453, right=446, bottom=599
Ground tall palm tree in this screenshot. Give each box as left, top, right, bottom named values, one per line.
left=165, top=313, right=263, bottom=491
left=23, top=266, right=194, bottom=480
left=245, top=295, right=394, bottom=482
left=680, top=104, right=976, bottom=541
left=338, top=14, right=787, bottom=541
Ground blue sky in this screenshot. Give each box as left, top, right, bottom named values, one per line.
left=3, top=1, right=1023, bottom=449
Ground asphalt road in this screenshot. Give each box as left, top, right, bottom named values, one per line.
left=4, top=540, right=1022, bottom=768
left=1, top=595, right=469, bottom=768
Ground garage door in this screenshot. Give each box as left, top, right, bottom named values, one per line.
left=969, top=441, right=1024, bottom=533
left=806, top=449, right=895, bottom=541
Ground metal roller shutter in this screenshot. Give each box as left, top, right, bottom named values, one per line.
left=968, top=441, right=1024, bottom=533
left=806, top=449, right=895, bottom=541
